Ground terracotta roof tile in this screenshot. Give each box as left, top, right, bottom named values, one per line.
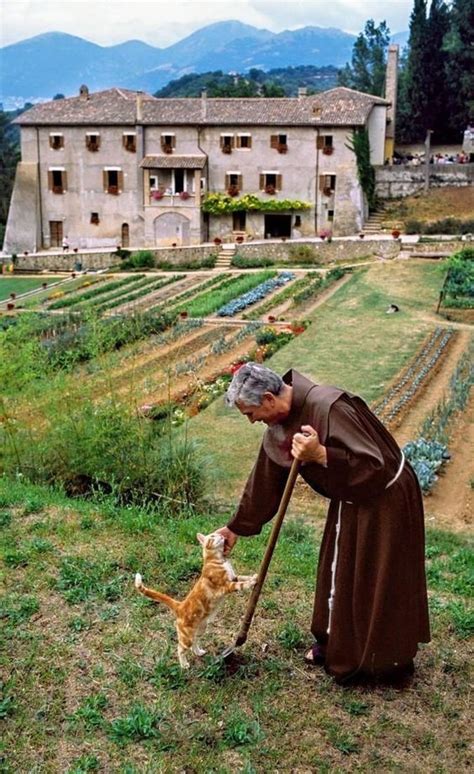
left=15, top=86, right=389, bottom=128
left=140, top=155, right=207, bottom=169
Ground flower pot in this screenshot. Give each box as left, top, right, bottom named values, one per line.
left=236, top=236, right=244, bottom=244
left=359, top=233, right=365, bottom=239
left=180, top=311, right=188, bottom=319
left=7, top=302, right=15, bottom=310
left=42, top=282, right=48, bottom=289
left=71, top=272, right=76, bottom=278
left=391, top=230, right=401, bottom=239
left=214, top=238, right=222, bottom=246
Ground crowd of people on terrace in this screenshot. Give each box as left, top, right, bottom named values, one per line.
left=390, top=151, right=471, bottom=165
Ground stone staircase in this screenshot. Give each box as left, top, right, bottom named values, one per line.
left=362, top=205, right=387, bottom=235
left=214, top=244, right=236, bottom=270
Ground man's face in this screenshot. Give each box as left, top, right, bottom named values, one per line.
left=236, top=393, right=286, bottom=425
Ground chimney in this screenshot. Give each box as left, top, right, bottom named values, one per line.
left=79, top=85, right=89, bottom=100
left=136, top=91, right=143, bottom=122
left=201, top=90, right=207, bottom=120
left=385, top=45, right=399, bottom=147
left=298, top=87, right=307, bottom=99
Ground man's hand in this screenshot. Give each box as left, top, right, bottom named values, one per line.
left=292, top=425, right=327, bottom=466
left=215, top=526, right=238, bottom=556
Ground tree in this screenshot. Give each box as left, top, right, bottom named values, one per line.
left=444, top=0, right=474, bottom=140
left=424, top=0, right=450, bottom=138
left=397, top=0, right=430, bottom=142
left=53, top=93, right=65, bottom=100
left=0, top=110, right=21, bottom=248
left=337, top=20, right=391, bottom=96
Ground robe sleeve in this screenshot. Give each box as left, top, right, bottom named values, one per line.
left=304, top=397, right=394, bottom=504
left=227, top=444, right=290, bottom=536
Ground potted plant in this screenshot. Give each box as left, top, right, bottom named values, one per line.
left=42, top=282, right=48, bottom=289
left=236, top=235, right=244, bottom=244
left=392, top=229, right=401, bottom=239
left=265, top=184, right=276, bottom=195
left=277, top=143, right=288, bottom=154
left=152, top=190, right=164, bottom=200
left=10, top=292, right=16, bottom=299
left=163, top=144, right=173, bottom=154
left=359, top=232, right=365, bottom=239
left=214, top=237, right=222, bottom=246
left=222, top=145, right=232, bottom=154
left=322, top=146, right=334, bottom=155
left=227, top=185, right=239, bottom=197
left=179, top=191, right=190, bottom=201
left=179, top=311, right=188, bottom=319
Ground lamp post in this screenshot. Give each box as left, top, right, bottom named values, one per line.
left=424, top=130, right=434, bottom=192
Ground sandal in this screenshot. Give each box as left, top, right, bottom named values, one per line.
left=304, top=642, right=326, bottom=666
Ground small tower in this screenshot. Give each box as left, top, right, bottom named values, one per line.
left=384, top=45, right=399, bottom=163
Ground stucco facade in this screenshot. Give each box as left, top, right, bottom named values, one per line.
left=4, top=87, right=390, bottom=253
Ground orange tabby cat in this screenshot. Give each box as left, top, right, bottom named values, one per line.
left=135, top=532, right=257, bottom=668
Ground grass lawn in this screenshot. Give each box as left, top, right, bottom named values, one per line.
left=0, top=277, right=63, bottom=301
left=1, top=478, right=472, bottom=772
left=186, top=259, right=447, bottom=498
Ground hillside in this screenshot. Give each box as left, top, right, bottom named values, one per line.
left=0, top=21, right=358, bottom=106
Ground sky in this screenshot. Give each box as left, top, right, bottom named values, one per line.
left=1, top=0, right=413, bottom=48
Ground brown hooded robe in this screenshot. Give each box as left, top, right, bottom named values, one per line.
left=227, top=369, right=430, bottom=683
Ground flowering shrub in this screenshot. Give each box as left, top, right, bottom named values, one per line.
left=202, top=193, right=311, bottom=214
left=216, top=272, right=295, bottom=317
left=152, top=190, right=164, bottom=200
left=319, top=229, right=332, bottom=240
left=179, top=191, right=190, bottom=201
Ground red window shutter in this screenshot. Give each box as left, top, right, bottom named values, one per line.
left=270, top=135, right=279, bottom=148
left=103, top=170, right=108, bottom=191
left=246, top=136, right=252, bottom=148
left=259, top=173, right=265, bottom=189
left=62, top=171, right=67, bottom=191
left=48, top=171, right=53, bottom=190
left=316, top=136, right=324, bottom=150
left=118, top=171, right=124, bottom=192
left=237, top=174, right=243, bottom=189
left=172, top=136, right=176, bottom=148
left=276, top=174, right=282, bottom=191
left=225, top=174, right=230, bottom=188
left=319, top=175, right=326, bottom=191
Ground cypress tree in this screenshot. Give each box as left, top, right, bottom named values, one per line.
left=424, top=0, right=451, bottom=140
left=444, top=0, right=474, bottom=141
left=398, top=0, right=430, bottom=142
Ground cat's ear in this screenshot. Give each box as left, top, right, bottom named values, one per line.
left=196, top=533, right=207, bottom=546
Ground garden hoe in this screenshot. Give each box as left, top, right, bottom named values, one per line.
left=221, top=457, right=300, bottom=660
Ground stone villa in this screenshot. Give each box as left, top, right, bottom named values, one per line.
left=4, top=81, right=394, bottom=253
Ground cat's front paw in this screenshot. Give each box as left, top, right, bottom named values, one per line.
left=134, top=573, right=143, bottom=589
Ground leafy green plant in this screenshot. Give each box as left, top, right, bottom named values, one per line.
left=108, top=703, right=168, bottom=745
left=121, top=250, right=155, bottom=269
left=202, top=192, right=311, bottom=214
left=346, top=128, right=376, bottom=211
left=48, top=275, right=145, bottom=309
left=223, top=710, right=264, bottom=747
left=57, top=556, right=126, bottom=604
left=67, top=755, right=100, bottom=773
left=276, top=621, right=306, bottom=650
left=174, top=271, right=276, bottom=317
left=231, top=254, right=274, bottom=268
left=68, top=693, right=108, bottom=730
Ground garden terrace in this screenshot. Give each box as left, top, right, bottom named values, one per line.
left=46, top=274, right=147, bottom=310
left=170, top=271, right=277, bottom=318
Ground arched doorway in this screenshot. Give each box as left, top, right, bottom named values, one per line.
left=154, top=212, right=190, bottom=246
left=121, top=223, right=130, bottom=247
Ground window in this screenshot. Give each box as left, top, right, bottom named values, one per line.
left=149, top=175, right=159, bottom=191
left=123, top=133, right=136, bottom=152
left=86, top=133, right=100, bottom=152
left=161, top=134, right=176, bottom=153
left=48, top=168, right=67, bottom=193
left=103, top=168, right=124, bottom=194
left=270, top=134, right=288, bottom=153
left=259, top=171, right=282, bottom=194
left=49, top=221, right=63, bottom=247
left=233, top=211, right=246, bottom=231
left=49, top=134, right=64, bottom=150
left=294, top=215, right=301, bottom=227
left=90, top=212, right=100, bottom=224
left=317, top=135, right=334, bottom=154
left=328, top=209, right=334, bottom=221
left=236, top=134, right=252, bottom=149
left=319, top=174, right=336, bottom=197
left=220, top=134, right=234, bottom=153
left=225, top=172, right=242, bottom=195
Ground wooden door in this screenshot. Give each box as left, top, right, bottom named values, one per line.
left=49, top=220, right=63, bottom=248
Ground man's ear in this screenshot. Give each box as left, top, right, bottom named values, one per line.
left=262, top=391, right=276, bottom=406
left=196, top=533, right=206, bottom=546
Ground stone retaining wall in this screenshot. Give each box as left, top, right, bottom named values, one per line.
left=375, top=164, right=474, bottom=199
left=9, top=245, right=219, bottom=272
left=235, top=239, right=400, bottom=263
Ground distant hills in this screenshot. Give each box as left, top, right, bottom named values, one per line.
left=0, top=20, right=409, bottom=109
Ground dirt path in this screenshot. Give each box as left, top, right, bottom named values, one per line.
left=422, top=394, right=473, bottom=533
left=394, top=330, right=471, bottom=446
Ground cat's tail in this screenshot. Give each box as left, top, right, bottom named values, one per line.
left=134, top=573, right=179, bottom=612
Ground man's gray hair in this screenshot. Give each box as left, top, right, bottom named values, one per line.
left=225, top=362, right=284, bottom=407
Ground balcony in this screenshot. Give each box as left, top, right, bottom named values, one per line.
left=148, top=190, right=197, bottom=207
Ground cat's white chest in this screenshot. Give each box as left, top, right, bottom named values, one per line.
left=223, top=559, right=237, bottom=581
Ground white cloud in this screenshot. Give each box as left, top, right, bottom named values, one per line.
left=0, top=0, right=412, bottom=48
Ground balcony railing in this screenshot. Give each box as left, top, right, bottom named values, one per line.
left=148, top=191, right=196, bottom=206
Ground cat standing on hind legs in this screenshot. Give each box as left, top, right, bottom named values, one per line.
left=135, top=532, right=257, bottom=668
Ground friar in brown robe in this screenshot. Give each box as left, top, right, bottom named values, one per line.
left=217, top=366, right=430, bottom=684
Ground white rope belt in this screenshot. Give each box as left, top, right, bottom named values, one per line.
left=326, top=451, right=405, bottom=635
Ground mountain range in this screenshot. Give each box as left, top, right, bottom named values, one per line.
left=0, top=21, right=408, bottom=109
